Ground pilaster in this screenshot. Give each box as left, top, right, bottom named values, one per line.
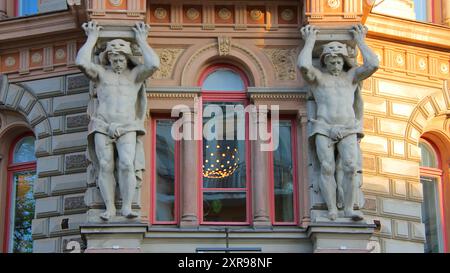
left=252, top=107, right=271, bottom=228
left=180, top=111, right=199, bottom=227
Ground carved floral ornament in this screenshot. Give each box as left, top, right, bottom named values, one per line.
left=328, top=0, right=340, bottom=9
left=218, top=37, right=231, bottom=56
left=154, top=7, right=168, bottom=20
left=418, top=58, right=427, bottom=70
left=151, top=48, right=184, bottom=80
left=250, top=9, right=263, bottom=21
left=186, top=8, right=200, bottom=20
left=263, top=48, right=297, bottom=81
left=4, top=57, right=16, bottom=67
left=31, top=53, right=43, bottom=63
left=281, top=9, right=294, bottom=21
left=55, top=49, right=66, bottom=60
left=441, top=63, right=449, bottom=74
left=109, top=0, right=122, bottom=6
left=396, top=54, right=405, bottom=65
left=218, top=8, right=232, bottom=20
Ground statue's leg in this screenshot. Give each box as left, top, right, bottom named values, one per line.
left=116, top=132, right=138, bottom=218
left=336, top=134, right=362, bottom=221
left=94, top=133, right=116, bottom=221
left=315, top=135, right=338, bottom=220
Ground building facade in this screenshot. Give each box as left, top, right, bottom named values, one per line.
left=0, top=0, right=449, bottom=253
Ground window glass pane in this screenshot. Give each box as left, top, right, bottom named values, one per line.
left=419, top=142, right=437, bottom=168
left=155, top=120, right=176, bottom=222
left=273, top=121, right=294, bottom=222
left=202, top=102, right=246, bottom=189
left=202, top=69, right=245, bottom=91
left=13, top=136, right=36, bottom=164
left=11, top=171, right=35, bottom=253
left=18, top=0, right=38, bottom=16
left=203, top=192, right=246, bottom=222
left=414, top=0, right=428, bottom=22
left=421, top=176, right=442, bottom=253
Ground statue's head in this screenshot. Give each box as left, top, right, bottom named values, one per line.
left=108, top=52, right=128, bottom=74
left=320, top=41, right=353, bottom=75
left=100, top=39, right=139, bottom=73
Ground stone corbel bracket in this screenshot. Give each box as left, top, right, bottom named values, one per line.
left=86, top=0, right=146, bottom=25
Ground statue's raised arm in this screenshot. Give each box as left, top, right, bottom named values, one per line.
left=131, top=22, right=160, bottom=83
left=75, top=21, right=104, bottom=81
left=351, top=24, right=379, bottom=83
left=297, top=25, right=322, bottom=84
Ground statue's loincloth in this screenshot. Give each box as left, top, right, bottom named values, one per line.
left=89, top=117, right=145, bottom=140
left=308, top=118, right=363, bottom=142
left=86, top=116, right=146, bottom=184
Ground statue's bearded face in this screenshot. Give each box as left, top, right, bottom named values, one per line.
left=324, top=55, right=344, bottom=76
left=108, top=53, right=127, bottom=74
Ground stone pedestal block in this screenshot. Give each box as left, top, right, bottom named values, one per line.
left=307, top=215, right=376, bottom=253
left=81, top=224, right=147, bottom=253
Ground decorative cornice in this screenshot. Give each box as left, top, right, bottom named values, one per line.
left=366, top=13, right=450, bottom=50
left=0, top=11, right=79, bottom=43
left=248, top=87, right=307, bottom=100
left=146, top=86, right=201, bottom=98
left=250, top=93, right=307, bottom=100
left=147, top=92, right=199, bottom=99
left=248, top=87, right=308, bottom=93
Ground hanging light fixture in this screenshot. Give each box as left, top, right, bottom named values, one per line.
left=202, top=144, right=240, bottom=179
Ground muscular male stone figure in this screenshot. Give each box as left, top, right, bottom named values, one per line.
left=76, top=21, right=160, bottom=220
left=298, top=24, right=379, bottom=221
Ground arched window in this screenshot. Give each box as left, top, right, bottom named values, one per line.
left=4, top=134, right=36, bottom=253
left=419, top=140, right=444, bottom=253
left=201, top=68, right=246, bottom=91
left=199, top=65, right=250, bottom=224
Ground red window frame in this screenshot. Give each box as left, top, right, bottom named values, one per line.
left=268, top=116, right=299, bottom=226
left=3, top=132, right=36, bottom=253
left=150, top=115, right=180, bottom=225
left=420, top=138, right=447, bottom=252
left=197, top=64, right=252, bottom=225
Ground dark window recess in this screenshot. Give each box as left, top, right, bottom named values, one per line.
left=61, top=218, right=69, bottom=230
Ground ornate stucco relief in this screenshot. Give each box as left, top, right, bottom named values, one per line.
left=263, top=48, right=298, bottom=80
left=218, top=37, right=231, bottom=56
left=151, top=48, right=185, bottom=80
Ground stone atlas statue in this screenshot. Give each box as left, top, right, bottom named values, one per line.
left=76, top=21, right=160, bottom=220
left=298, top=24, right=379, bottom=221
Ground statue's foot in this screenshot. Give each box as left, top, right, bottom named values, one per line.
left=345, top=210, right=364, bottom=221
left=328, top=210, right=337, bottom=221
left=100, top=210, right=115, bottom=221
left=121, top=208, right=138, bottom=219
